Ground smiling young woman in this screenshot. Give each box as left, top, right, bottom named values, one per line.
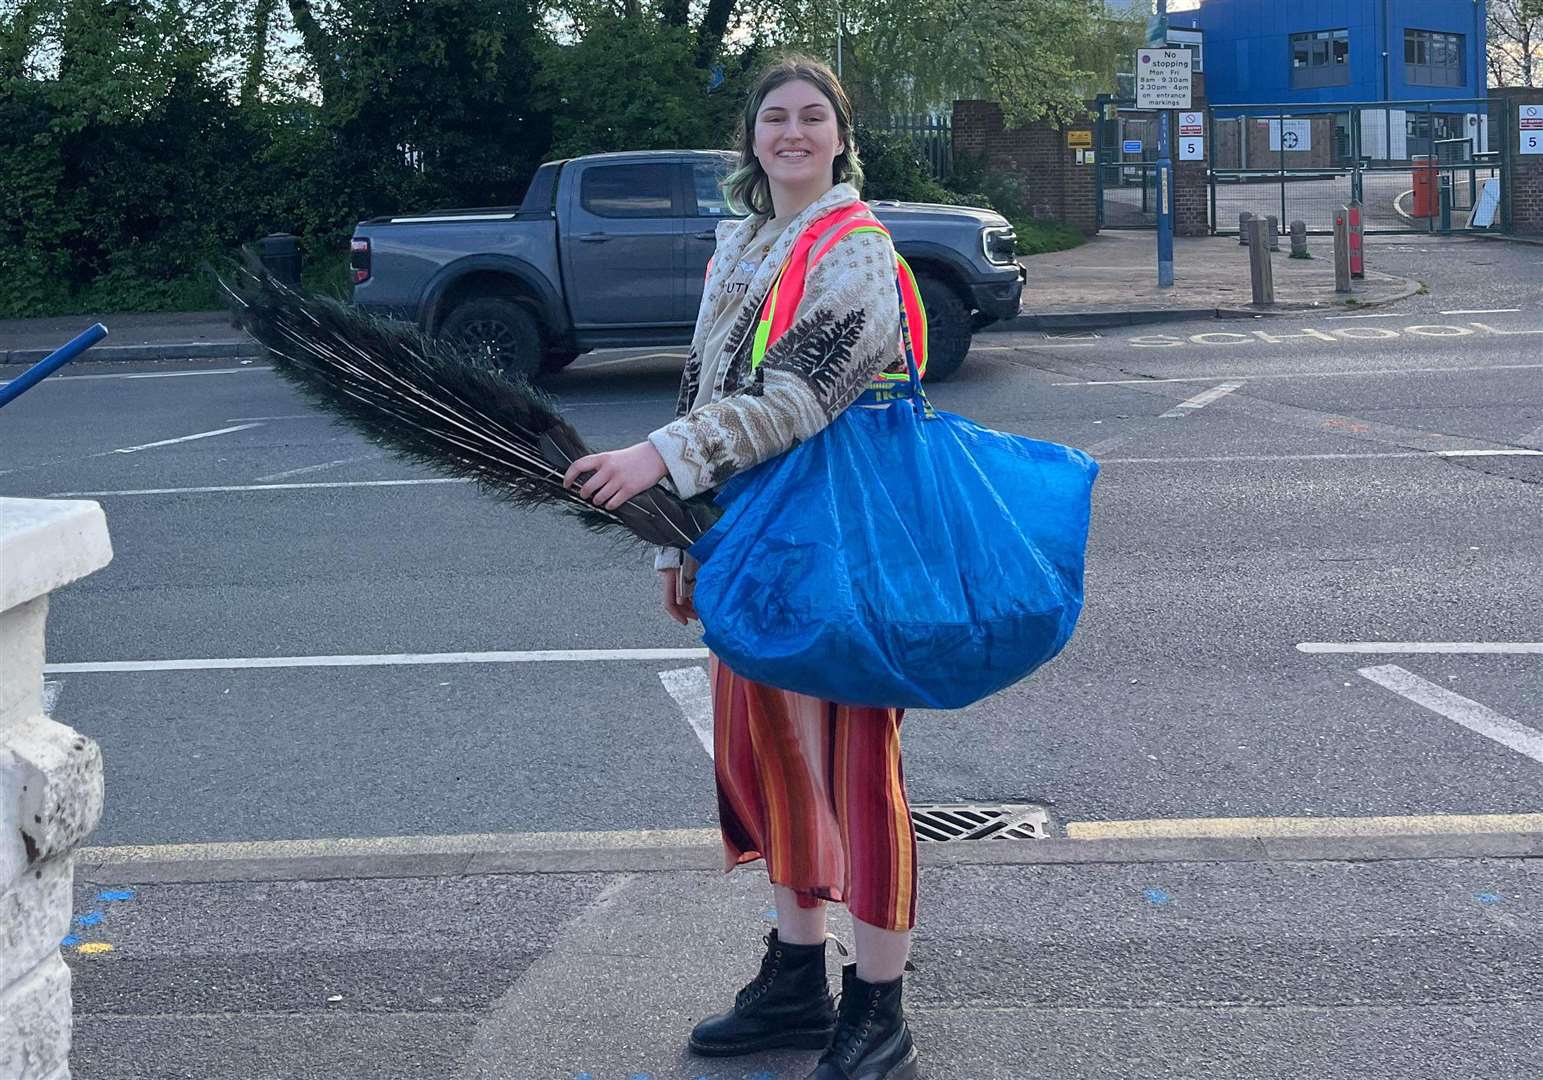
left=563, top=56, right=921, bottom=1080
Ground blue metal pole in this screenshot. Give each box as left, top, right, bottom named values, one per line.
left=1157, top=109, right=1174, bottom=287
left=0, top=324, right=109, bottom=409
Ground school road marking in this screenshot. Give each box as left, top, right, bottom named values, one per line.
left=1359, top=664, right=1543, bottom=767
left=1122, top=320, right=1542, bottom=350
left=1055, top=361, right=1543, bottom=387
left=45, top=648, right=711, bottom=674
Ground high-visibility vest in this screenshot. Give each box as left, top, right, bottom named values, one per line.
left=708, top=202, right=928, bottom=382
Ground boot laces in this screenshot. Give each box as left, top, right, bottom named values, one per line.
left=827, top=985, right=882, bottom=1066
left=734, top=933, right=781, bottom=1009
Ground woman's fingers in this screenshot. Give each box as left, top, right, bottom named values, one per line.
left=660, top=570, right=687, bottom=625
left=563, top=454, right=602, bottom=490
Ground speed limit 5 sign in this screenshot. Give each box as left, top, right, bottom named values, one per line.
left=1521, top=104, right=1543, bottom=154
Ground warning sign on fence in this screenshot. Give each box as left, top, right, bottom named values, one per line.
left=1178, top=111, right=1204, bottom=137
left=1522, top=104, right=1543, bottom=155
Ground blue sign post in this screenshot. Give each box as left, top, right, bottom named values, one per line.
left=1156, top=115, right=1174, bottom=288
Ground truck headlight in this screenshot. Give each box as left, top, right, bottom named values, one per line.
left=982, top=226, right=1016, bottom=266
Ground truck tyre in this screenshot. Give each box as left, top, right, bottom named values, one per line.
left=915, top=274, right=972, bottom=381
left=439, top=297, right=543, bottom=379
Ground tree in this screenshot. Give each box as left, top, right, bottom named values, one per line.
left=767, top=0, right=1142, bottom=123
left=1489, top=0, right=1543, bottom=87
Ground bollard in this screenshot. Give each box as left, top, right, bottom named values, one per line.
left=1438, top=176, right=1452, bottom=235
left=256, top=233, right=302, bottom=286
left=1333, top=208, right=1351, bottom=294
left=1246, top=217, right=1275, bottom=305
left=1347, top=199, right=1365, bottom=279
left=1239, top=212, right=1254, bottom=245
left=1265, top=215, right=1281, bottom=251
left=1289, top=220, right=1311, bottom=259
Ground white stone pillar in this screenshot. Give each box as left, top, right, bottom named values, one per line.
left=0, top=499, right=112, bottom=1080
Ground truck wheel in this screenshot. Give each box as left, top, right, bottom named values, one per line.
left=915, top=274, right=972, bottom=381
left=440, top=297, right=542, bottom=379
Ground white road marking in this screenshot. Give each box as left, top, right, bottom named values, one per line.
left=1160, top=382, right=1241, bottom=418
left=227, top=414, right=316, bottom=422
left=1442, top=308, right=1521, bottom=315
left=256, top=455, right=379, bottom=482
left=1358, top=664, right=1543, bottom=766
left=1053, top=362, right=1543, bottom=386
left=34, top=367, right=270, bottom=383
left=1298, top=642, right=1543, bottom=655
left=46, top=647, right=711, bottom=675
left=659, top=666, right=715, bottom=760
left=42, top=680, right=61, bottom=713
left=573, top=352, right=687, bottom=370
left=1104, top=448, right=1540, bottom=464
left=111, top=423, right=264, bottom=455
left=50, top=478, right=468, bottom=497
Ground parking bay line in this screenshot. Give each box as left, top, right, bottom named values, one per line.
left=45, top=648, right=711, bottom=674
left=1358, top=664, right=1543, bottom=767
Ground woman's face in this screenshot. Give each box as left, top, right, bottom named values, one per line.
left=753, top=79, right=845, bottom=201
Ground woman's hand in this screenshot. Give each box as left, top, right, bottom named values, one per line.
left=660, top=566, right=698, bottom=625
left=563, top=441, right=669, bottom=511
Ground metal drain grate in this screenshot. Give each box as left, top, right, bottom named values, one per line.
left=909, top=803, right=1051, bottom=842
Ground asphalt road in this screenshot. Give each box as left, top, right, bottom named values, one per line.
left=2, top=271, right=1540, bottom=850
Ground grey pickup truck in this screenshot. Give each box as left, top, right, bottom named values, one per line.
left=350, top=149, right=1024, bottom=380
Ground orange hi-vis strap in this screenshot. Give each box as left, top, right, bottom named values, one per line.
left=749, top=203, right=928, bottom=381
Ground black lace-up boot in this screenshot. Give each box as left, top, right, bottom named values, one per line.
left=688, top=930, right=838, bottom=1057
left=805, top=964, right=918, bottom=1079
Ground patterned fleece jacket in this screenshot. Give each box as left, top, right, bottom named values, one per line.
left=650, top=182, right=905, bottom=571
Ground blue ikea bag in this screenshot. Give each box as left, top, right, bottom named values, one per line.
left=687, top=288, right=1099, bottom=710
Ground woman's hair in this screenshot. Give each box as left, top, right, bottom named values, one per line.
left=722, top=54, right=864, bottom=218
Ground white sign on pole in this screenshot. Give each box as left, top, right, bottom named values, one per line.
left=1136, top=48, right=1193, bottom=110
left=1269, top=119, right=1312, bottom=152
left=1178, top=111, right=1204, bottom=137
left=1179, top=138, right=1204, bottom=161
left=1521, top=104, right=1543, bottom=155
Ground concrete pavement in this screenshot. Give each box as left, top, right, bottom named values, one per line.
left=63, top=830, right=1543, bottom=1079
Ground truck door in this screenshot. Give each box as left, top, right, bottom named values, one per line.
left=562, top=161, right=681, bottom=328
left=683, top=157, right=744, bottom=319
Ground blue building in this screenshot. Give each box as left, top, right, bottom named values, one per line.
left=1171, top=0, right=1486, bottom=104
left=1169, top=1, right=1489, bottom=163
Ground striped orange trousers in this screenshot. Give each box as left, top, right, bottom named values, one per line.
left=709, top=654, right=919, bottom=932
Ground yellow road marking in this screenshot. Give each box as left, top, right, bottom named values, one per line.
left=75, top=943, right=114, bottom=955
left=1067, top=813, right=1543, bottom=841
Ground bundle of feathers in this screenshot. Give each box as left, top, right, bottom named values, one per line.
left=217, top=262, right=719, bottom=549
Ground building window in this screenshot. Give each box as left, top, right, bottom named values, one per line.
left=1290, top=29, right=1350, bottom=89
left=1404, top=29, right=1464, bottom=87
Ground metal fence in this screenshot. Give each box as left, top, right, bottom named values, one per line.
left=874, top=114, right=953, bottom=180
left=1094, top=101, right=1165, bottom=229
left=1208, top=98, right=1507, bottom=235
